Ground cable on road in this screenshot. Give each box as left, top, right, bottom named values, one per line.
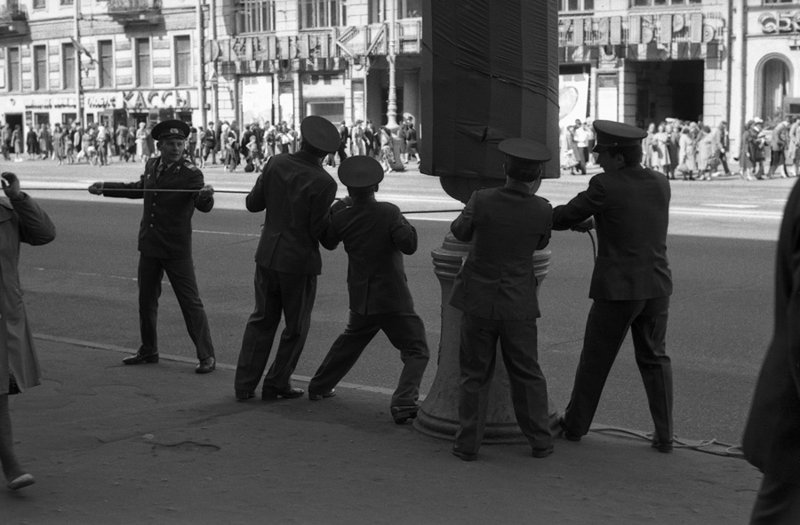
left=19, top=186, right=465, bottom=215
left=588, top=426, right=745, bottom=459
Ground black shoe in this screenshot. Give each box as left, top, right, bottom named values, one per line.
left=195, top=357, right=216, bottom=374
left=308, top=388, right=336, bottom=401
left=122, top=352, right=159, bottom=365
left=531, top=446, right=554, bottom=459
left=236, top=390, right=255, bottom=401
left=558, top=417, right=581, bottom=442
left=391, top=405, right=419, bottom=424
left=651, top=438, right=673, bottom=453
left=452, top=448, right=477, bottom=462
left=262, top=386, right=304, bottom=400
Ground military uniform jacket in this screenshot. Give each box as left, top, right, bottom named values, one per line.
left=247, top=151, right=337, bottom=275
left=102, top=156, right=213, bottom=259
left=742, top=179, right=800, bottom=483
left=552, top=166, right=672, bottom=301
left=449, top=185, right=552, bottom=320
left=321, top=200, right=417, bottom=315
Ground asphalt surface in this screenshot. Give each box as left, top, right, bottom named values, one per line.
left=2, top=338, right=760, bottom=524
left=0, top=157, right=779, bottom=523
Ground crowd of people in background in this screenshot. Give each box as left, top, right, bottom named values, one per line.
left=0, top=115, right=420, bottom=176
left=562, top=115, right=800, bottom=182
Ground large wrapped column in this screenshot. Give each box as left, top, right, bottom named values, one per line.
left=414, top=0, right=561, bottom=443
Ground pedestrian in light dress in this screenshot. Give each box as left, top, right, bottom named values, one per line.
left=135, top=122, right=149, bottom=163
left=0, top=172, right=56, bottom=491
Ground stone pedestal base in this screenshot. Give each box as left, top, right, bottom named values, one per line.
left=414, top=233, right=558, bottom=443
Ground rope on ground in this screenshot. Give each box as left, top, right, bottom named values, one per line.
left=589, top=425, right=745, bottom=459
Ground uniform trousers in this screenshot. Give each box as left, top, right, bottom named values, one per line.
left=309, top=311, right=429, bottom=407
left=750, top=474, right=800, bottom=524
left=562, top=296, right=672, bottom=442
left=235, top=266, right=317, bottom=393
left=454, top=313, right=552, bottom=455
left=137, top=255, right=214, bottom=360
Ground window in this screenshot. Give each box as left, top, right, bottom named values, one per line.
left=237, top=0, right=276, bottom=33
left=560, top=0, right=594, bottom=11
left=631, top=0, right=700, bottom=5
left=33, top=45, right=47, bottom=91
left=135, top=38, right=151, bottom=87
left=174, top=35, right=191, bottom=86
left=98, top=40, right=113, bottom=88
left=60, top=0, right=74, bottom=4
left=298, top=0, right=345, bottom=29
left=397, top=0, right=421, bottom=18
left=62, top=43, right=75, bottom=90
left=7, top=47, right=19, bottom=91
left=368, top=0, right=381, bottom=23
left=33, top=0, right=46, bottom=8
left=763, top=0, right=794, bottom=4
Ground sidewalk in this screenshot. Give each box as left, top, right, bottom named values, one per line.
left=1, top=338, right=760, bottom=524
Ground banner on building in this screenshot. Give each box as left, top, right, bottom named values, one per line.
left=559, top=73, right=590, bottom=129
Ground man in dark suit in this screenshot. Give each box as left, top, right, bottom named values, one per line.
left=742, top=178, right=800, bottom=523
left=234, top=115, right=341, bottom=401
left=449, top=138, right=554, bottom=461
left=553, top=119, right=674, bottom=452
left=307, top=156, right=429, bottom=424
left=88, top=120, right=217, bottom=374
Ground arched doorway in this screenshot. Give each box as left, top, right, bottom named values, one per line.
left=760, top=56, right=791, bottom=121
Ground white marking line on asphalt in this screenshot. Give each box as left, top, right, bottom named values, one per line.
left=30, top=267, right=138, bottom=282
left=670, top=207, right=782, bottom=220
left=700, top=203, right=759, bottom=209
left=32, top=333, right=401, bottom=398
left=193, top=229, right=259, bottom=237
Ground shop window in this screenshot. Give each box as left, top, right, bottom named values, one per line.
left=237, top=0, right=276, bottom=33
left=397, top=0, right=420, bottom=18
left=298, top=0, right=345, bottom=29
left=33, top=45, right=47, bottom=91
left=135, top=38, right=151, bottom=88
left=174, top=35, right=191, bottom=86
left=98, top=40, right=113, bottom=88
left=560, top=0, right=594, bottom=11
left=7, top=47, right=19, bottom=92
left=63, top=43, right=75, bottom=90
left=763, top=0, right=794, bottom=4
left=33, top=0, right=46, bottom=9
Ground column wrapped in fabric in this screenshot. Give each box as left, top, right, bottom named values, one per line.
left=421, top=0, right=560, bottom=203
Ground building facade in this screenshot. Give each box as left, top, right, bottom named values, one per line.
left=2, top=0, right=800, bottom=155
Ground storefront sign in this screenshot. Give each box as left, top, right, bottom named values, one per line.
left=559, top=12, right=723, bottom=47
left=85, top=90, right=193, bottom=110
left=759, top=11, right=800, bottom=34
left=208, top=25, right=391, bottom=65
left=24, top=97, right=74, bottom=109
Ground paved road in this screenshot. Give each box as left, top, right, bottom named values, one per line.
left=6, top=158, right=791, bottom=445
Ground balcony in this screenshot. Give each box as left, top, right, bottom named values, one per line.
left=0, top=5, right=29, bottom=38
left=107, top=0, right=163, bottom=26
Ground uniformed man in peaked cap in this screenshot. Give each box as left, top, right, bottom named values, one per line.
left=234, top=115, right=341, bottom=401
left=552, top=119, right=674, bottom=452
left=449, top=138, right=554, bottom=461
left=307, top=156, right=430, bottom=424
left=88, top=119, right=218, bottom=374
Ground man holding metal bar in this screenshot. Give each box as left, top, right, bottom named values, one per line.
left=87, top=120, right=218, bottom=374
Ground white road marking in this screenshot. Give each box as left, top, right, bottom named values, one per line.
left=33, top=333, right=401, bottom=398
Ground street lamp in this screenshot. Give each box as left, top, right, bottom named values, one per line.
left=385, top=0, right=398, bottom=130
left=74, top=0, right=82, bottom=124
